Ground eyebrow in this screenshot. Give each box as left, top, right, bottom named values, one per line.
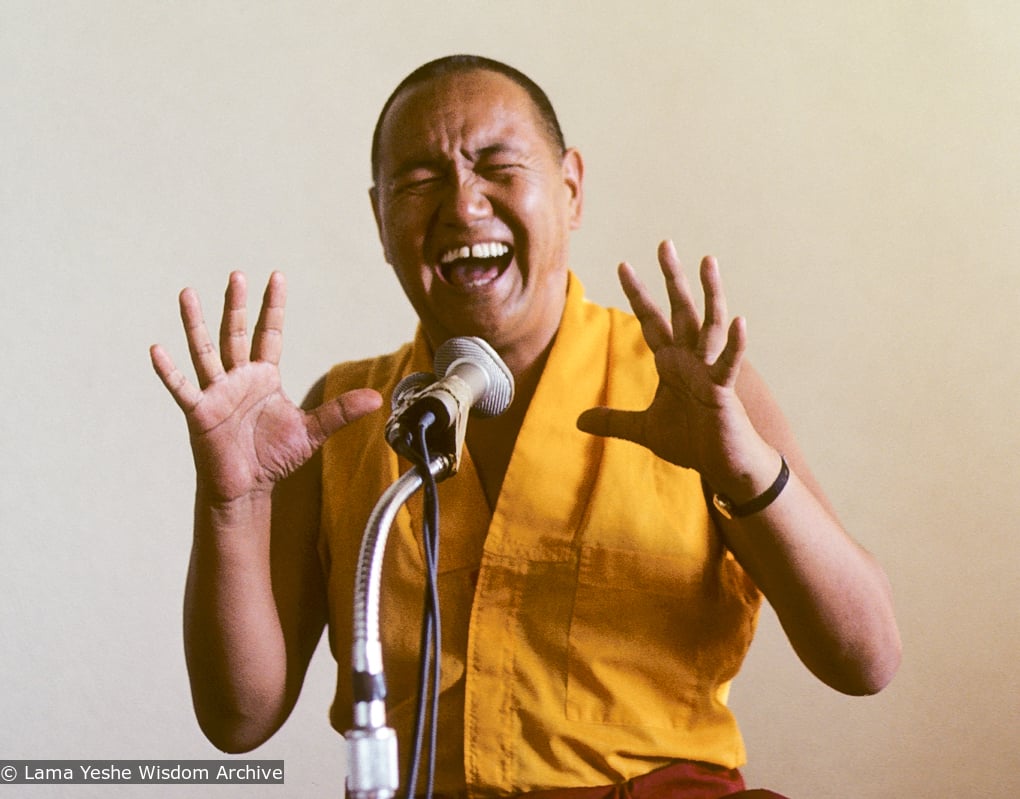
left=472, top=143, right=523, bottom=160
left=388, top=157, right=445, bottom=181
left=388, top=141, right=526, bottom=180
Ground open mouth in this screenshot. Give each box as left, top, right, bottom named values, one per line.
left=437, top=241, right=514, bottom=289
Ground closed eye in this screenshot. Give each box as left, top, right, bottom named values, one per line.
left=478, top=162, right=521, bottom=181
left=475, top=143, right=527, bottom=178
left=393, top=170, right=445, bottom=195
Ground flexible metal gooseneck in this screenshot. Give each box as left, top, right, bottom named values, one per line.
left=345, top=454, right=454, bottom=799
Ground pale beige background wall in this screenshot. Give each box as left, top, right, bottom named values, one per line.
left=2, top=2, right=1017, bottom=797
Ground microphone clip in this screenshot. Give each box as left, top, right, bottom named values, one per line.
left=385, top=373, right=473, bottom=477
left=383, top=337, right=515, bottom=479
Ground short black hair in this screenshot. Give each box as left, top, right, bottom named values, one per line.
left=371, top=54, right=567, bottom=182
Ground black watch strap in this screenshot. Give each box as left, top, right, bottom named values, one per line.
left=711, top=455, right=789, bottom=520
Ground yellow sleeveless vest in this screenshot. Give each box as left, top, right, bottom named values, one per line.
left=319, top=274, right=760, bottom=798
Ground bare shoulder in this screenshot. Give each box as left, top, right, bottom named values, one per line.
left=735, top=362, right=793, bottom=446
left=267, top=372, right=333, bottom=685
left=273, top=372, right=331, bottom=518
left=736, top=362, right=839, bottom=517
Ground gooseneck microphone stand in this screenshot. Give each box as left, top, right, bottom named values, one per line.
left=345, top=451, right=453, bottom=799
left=345, top=338, right=514, bottom=799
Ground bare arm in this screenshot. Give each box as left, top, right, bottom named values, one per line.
left=151, top=272, right=381, bottom=751
left=717, top=364, right=901, bottom=695
left=577, top=241, right=901, bottom=695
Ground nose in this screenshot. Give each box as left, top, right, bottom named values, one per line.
left=439, top=172, right=492, bottom=225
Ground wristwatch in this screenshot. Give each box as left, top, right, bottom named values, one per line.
left=711, top=455, right=789, bottom=520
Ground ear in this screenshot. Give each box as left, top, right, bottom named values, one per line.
left=561, top=148, right=584, bottom=230
left=369, top=185, right=389, bottom=261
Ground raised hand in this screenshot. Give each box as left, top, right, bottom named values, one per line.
left=150, top=271, right=382, bottom=504
left=577, top=241, right=770, bottom=491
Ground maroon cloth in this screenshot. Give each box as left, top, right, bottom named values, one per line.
left=508, top=760, right=788, bottom=799
left=416, top=762, right=788, bottom=799
left=723, top=793, right=789, bottom=798
left=718, top=791, right=787, bottom=799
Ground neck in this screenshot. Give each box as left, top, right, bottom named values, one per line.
left=464, top=335, right=554, bottom=510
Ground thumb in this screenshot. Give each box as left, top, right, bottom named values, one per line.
left=576, top=406, right=647, bottom=447
left=307, top=388, right=384, bottom=447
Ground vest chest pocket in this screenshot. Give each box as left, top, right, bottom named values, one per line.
left=565, top=545, right=757, bottom=730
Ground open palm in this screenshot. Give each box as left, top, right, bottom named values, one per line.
left=151, top=271, right=381, bottom=504
left=577, top=241, right=758, bottom=485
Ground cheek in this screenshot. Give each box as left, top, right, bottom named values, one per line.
left=517, top=180, right=569, bottom=233
left=381, top=199, right=432, bottom=253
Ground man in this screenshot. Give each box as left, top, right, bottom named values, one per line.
left=151, top=55, right=900, bottom=798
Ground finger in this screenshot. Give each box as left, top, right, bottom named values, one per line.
left=617, top=262, right=673, bottom=353
left=698, top=255, right=730, bottom=361
left=179, top=287, right=225, bottom=389
left=658, top=240, right=701, bottom=348
left=252, top=271, right=286, bottom=365
left=576, top=406, right=647, bottom=448
left=219, top=271, right=250, bottom=370
left=305, top=388, right=384, bottom=448
left=711, top=316, right=747, bottom=387
left=149, top=343, right=203, bottom=412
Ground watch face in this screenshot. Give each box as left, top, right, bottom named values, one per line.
left=712, top=493, right=735, bottom=520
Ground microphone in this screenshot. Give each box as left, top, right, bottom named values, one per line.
left=385, top=337, right=514, bottom=469
left=352, top=337, right=512, bottom=797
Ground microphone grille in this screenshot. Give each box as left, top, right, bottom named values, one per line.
left=434, top=337, right=515, bottom=417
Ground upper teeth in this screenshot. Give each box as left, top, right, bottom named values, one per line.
left=439, top=242, right=509, bottom=264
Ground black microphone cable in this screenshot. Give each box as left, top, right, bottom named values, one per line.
left=404, top=412, right=443, bottom=799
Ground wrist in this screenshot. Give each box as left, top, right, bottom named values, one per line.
left=709, top=452, right=789, bottom=520
left=194, top=484, right=273, bottom=535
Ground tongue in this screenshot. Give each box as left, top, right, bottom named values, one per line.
left=445, top=259, right=501, bottom=288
